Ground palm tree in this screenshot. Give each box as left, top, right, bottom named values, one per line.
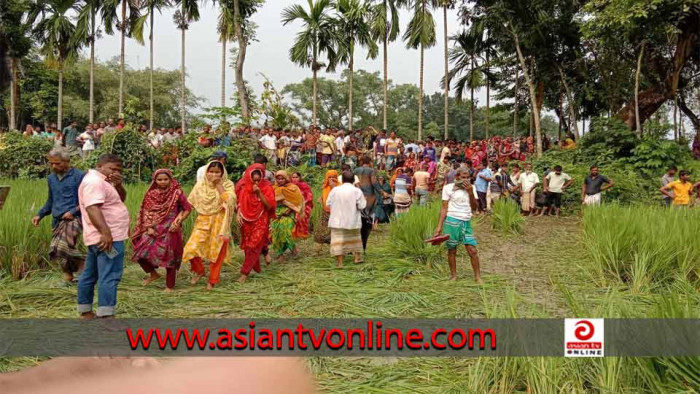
left=133, top=0, right=171, bottom=131
left=29, top=0, right=81, bottom=132
left=217, top=0, right=235, bottom=109
left=282, top=0, right=339, bottom=128
left=370, top=0, right=404, bottom=130
left=76, top=0, right=102, bottom=124
left=174, top=0, right=201, bottom=133
left=102, top=0, right=141, bottom=117
left=335, top=0, right=378, bottom=131
left=432, top=0, right=454, bottom=139
left=448, top=29, right=483, bottom=141
left=403, top=0, right=435, bottom=140
left=4, top=0, right=32, bottom=131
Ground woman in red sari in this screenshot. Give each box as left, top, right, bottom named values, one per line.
left=290, top=172, right=313, bottom=242
left=236, top=163, right=275, bottom=283
left=132, top=169, right=192, bottom=292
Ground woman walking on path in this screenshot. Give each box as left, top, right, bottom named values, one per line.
left=314, top=170, right=338, bottom=244
left=131, top=169, right=191, bottom=292
left=290, top=172, right=314, bottom=241
left=374, top=174, right=393, bottom=226
left=236, top=163, right=275, bottom=283
left=183, top=161, right=236, bottom=290
left=271, top=171, right=304, bottom=259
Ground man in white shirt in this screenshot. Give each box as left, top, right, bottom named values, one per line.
left=517, top=162, right=540, bottom=215
left=196, top=152, right=227, bottom=182
left=335, top=132, right=346, bottom=162
left=540, top=165, right=574, bottom=216
left=148, top=129, right=164, bottom=149
left=326, top=170, right=367, bottom=267
left=163, top=128, right=178, bottom=143
left=433, top=167, right=481, bottom=282
left=258, top=129, right=277, bottom=165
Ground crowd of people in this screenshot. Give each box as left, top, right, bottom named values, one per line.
left=26, top=118, right=700, bottom=318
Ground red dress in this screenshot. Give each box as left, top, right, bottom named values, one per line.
left=292, top=181, right=313, bottom=239
left=236, top=164, right=276, bottom=275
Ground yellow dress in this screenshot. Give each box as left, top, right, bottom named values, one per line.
left=183, top=192, right=233, bottom=262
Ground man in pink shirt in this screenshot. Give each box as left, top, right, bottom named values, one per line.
left=77, top=154, right=129, bottom=319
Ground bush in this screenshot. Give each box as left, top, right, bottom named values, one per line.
left=85, top=125, right=157, bottom=182
left=491, top=199, right=525, bottom=235
left=582, top=204, right=700, bottom=291
left=0, top=132, right=54, bottom=179
left=388, top=202, right=444, bottom=264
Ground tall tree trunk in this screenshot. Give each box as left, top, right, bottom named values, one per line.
left=558, top=67, right=579, bottom=139
left=443, top=4, right=449, bottom=140
left=485, top=32, right=490, bottom=138
left=89, top=8, right=96, bottom=124
left=513, top=66, right=518, bottom=137
left=582, top=117, right=585, bottom=136
left=312, top=66, right=318, bottom=127
left=57, top=62, right=63, bottom=131
left=382, top=32, right=388, bottom=130
left=418, top=44, right=424, bottom=140
left=233, top=0, right=250, bottom=122
left=558, top=90, right=563, bottom=142
left=512, top=29, right=542, bottom=157
left=180, top=25, right=186, bottom=133
left=470, top=58, right=474, bottom=142
left=9, top=58, right=17, bottom=130
left=348, top=41, right=354, bottom=131
left=634, top=41, right=645, bottom=137
left=678, top=96, right=700, bottom=134
left=119, top=0, right=126, bottom=117
left=221, top=39, right=226, bottom=108
left=673, top=96, right=678, bottom=141
left=149, top=8, right=154, bottom=131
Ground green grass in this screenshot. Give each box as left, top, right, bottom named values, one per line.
left=1, top=180, right=699, bottom=392
left=491, top=199, right=526, bottom=235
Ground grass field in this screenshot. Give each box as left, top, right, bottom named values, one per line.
left=1, top=179, right=699, bottom=392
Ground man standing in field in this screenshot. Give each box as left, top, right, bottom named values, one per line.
left=518, top=163, right=540, bottom=215
left=581, top=166, right=615, bottom=206
left=660, top=165, right=677, bottom=206
left=433, top=167, right=482, bottom=282
left=540, top=165, right=574, bottom=216
left=32, top=148, right=86, bottom=283
left=77, top=154, right=129, bottom=319
left=326, top=171, right=367, bottom=267
left=660, top=170, right=694, bottom=207
left=474, top=162, right=492, bottom=213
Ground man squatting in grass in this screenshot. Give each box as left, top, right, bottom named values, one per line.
left=433, top=167, right=482, bottom=282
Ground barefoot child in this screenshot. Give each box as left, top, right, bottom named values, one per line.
left=131, top=169, right=191, bottom=291
left=433, top=167, right=482, bottom=282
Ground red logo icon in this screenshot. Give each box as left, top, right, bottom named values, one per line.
left=574, top=320, right=594, bottom=341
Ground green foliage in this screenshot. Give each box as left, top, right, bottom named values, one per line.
left=388, top=202, right=444, bottom=264
left=85, top=125, right=156, bottom=182
left=582, top=204, right=700, bottom=292
left=490, top=198, right=524, bottom=235
left=0, top=132, right=54, bottom=179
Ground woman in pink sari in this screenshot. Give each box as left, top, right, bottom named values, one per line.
left=132, top=169, right=192, bottom=291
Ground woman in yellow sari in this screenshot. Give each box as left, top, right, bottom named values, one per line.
left=271, top=170, right=304, bottom=258
left=313, top=170, right=338, bottom=244
left=183, top=161, right=236, bottom=290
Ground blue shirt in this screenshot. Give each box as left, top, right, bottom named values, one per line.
left=423, top=147, right=436, bottom=162
left=475, top=168, right=492, bottom=193
left=37, top=168, right=86, bottom=228
left=404, top=143, right=420, bottom=156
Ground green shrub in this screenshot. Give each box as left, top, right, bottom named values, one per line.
left=0, top=132, right=54, bottom=179
left=491, top=199, right=525, bottom=235
left=87, top=125, right=157, bottom=182
left=582, top=204, right=700, bottom=291
left=388, top=202, right=444, bottom=264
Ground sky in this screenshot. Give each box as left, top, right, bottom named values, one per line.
left=91, top=1, right=487, bottom=111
